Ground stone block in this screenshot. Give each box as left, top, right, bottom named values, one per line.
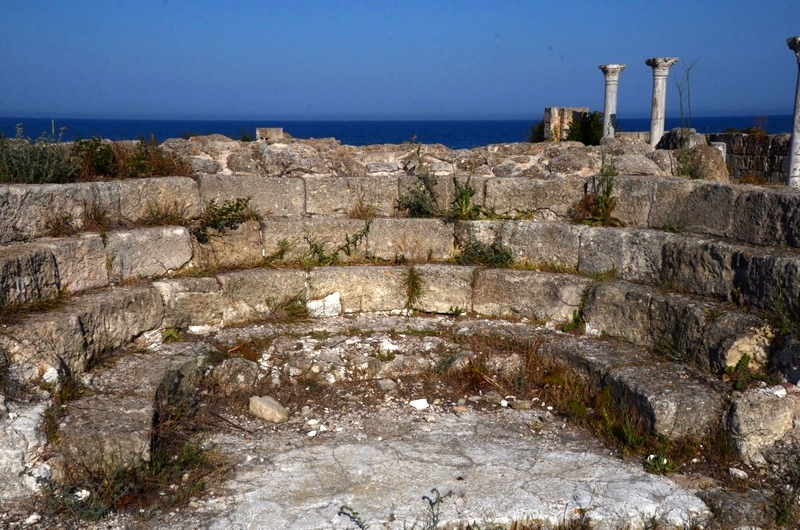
left=106, top=227, right=193, bottom=282
left=648, top=178, right=737, bottom=237
left=153, top=277, right=223, bottom=330
left=192, top=220, right=264, bottom=270
left=472, top=269, right=591, bottom=323
left=730, top=186, right=800, bottom=248
left=702, top=312, right=774, bottom=373
left=0, top=182, right=93, bottom=244
left=304, top=175, right=399, bottom=217
left=367, top=218, right=454, bottom=262
left=411, top=264, right=475, bottom=314
left=309, top=266, right=406, bottom=313
left=453, top=220, right=506, bottom=247
left=38, top=233, right=108, bottom=293
left=733, top=247, right=800, bottom=310
left=583, top=281, right=654, bottom=346
left=613, top=176, right=656, bottom=227
left=608, top=363, right=726, bottom=439
left=727, top=391, right=799, bottom=465
left=100, top=177, right=202, bottom=224
left=197, top=174, right=305, bottom=217
left=502, top=221, right=582, bottom=270
left=0, top=242, right=60, bottom=307
left=484, top=177, right=585, bottom=219
left=661, top=236, right=737, bottom=300
left=260, top=218, right=371, bottom=263
left=217, top=269, right=307, bottom=325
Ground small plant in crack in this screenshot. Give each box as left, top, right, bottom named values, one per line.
left=303, top=219, right=371, bottom=266
left=266, top=292, right=309, bottom=323
left=455, top=234, right=513, bottom=268
left=448, top=176, right=485, bottom=221
left=397, top=171, right=440, bottom=218
left=193, top=197, right=260, bottom=244
left=404, top=267, right=425, bottom=312
left=572, top=155, right=622, bottom=228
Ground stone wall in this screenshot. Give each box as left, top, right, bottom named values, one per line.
left=705, top=132, right=790, bottom=183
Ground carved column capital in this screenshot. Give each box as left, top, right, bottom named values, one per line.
left=789, top=36, right=800, bottom=63
left=598, top=64, right=626, bottom=82
left=645, top=57, right=679, bottom=77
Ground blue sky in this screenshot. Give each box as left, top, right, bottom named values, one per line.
left=1, top=1, right=799, bottom=120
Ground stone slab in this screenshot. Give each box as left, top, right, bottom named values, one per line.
left=501, top=221, right=582, bottom=270
left=411, top=264, right=475, bottom=314
left=217, top=269, right=308, bottom=325
left=153, top=277, right=223, bottom=330
left=260, top=218, right=371, bottom=263
left=304, top=175, right=398, bottom=217
left=37, top=233, right=108, bottom=293
left=0, top=182, right=93, bottom=244
left=197, top=174, right=305, bottom=218
left=472, top=270, right=591, bottom=323
left=0, top=242, right=60, bottom=307
left=309, top=266, right=406, bottom=313
left=191, top=220, right=264, bottom=270
left=366, top=218, right=454, bottom=262
left=106, top=226, right=193, bottom=282
left=484, top=177, right=585, bottom=219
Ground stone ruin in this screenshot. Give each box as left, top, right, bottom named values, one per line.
left=2, top=38, right=800, bottom=528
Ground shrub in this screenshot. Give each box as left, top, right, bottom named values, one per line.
left=571, top=161, right=623, bottom=227
left=193, top=198, right=259, bottom=243
left=455, top=234, right=514, bottom=267
left=566, top=111, right=603, bottom=146
left=397, top=172, right=440, bottom=218
left=0, top=124, right=77, bottom=183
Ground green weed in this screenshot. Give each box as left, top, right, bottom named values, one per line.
left=266, top=292, right=309, bottom=323
left=455, top=234, right=513, bottom=268
left=161, top=327, right=182, bottom=344
left=448, top=176, right=485, bottom=221
left=193, top=197, right=259, bottom=244
left=302, top=219, right=371, bottom=266
left=404, top=267, right=425, bottom=311
left=572, top=160, right=622, bottom=227
left=566, top=111, right=603, bottom=146
left=397, top=171, right=440, bottom=218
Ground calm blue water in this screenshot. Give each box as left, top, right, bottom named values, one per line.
left=0, top=115, right=793, bottom=150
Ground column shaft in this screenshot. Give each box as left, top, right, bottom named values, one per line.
left=788, top=37, right=800, bottom=187
left=599, top=64, right=626, bottom=140
left=646, top=57, right=679, bottom=148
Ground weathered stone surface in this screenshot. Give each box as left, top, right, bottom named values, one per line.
left=309, top=266, right=406, bottom=313
left=648, top=178, right=737, bottom=237
left=106, top=227, right=193, bottom=282
left=0, top=242, right=60, bottom=307
left=217, top=269, right=307, bottom=325
left=612, top=176, right=656, bottom=227
left=211, top=357, right=262, bottom=396
left=153, top=277, right=223, bottom=330
left=727, top=390, right=799, bottom=465
left=0, top=402, right=48, bottom=501
left=367, top=218, right=454, bottom=262
left=501, top=221, right=582, bottom=270
left=249, top=395, right=289, bottom=423
left=688, top=144, right=730, bottom=182
left=611, top=154, right=664, bottom=176
left=411, top=264, right=475, bottom=314
left=661, top=236, right=737, bottom=300
left=656, top=128, right=707, bottom=150
left=0, top=182, right=93, bottom=244
left=192, top=220, right=264, bottom=270
left=260, top=218, right=370, bottom=263
left=306, top=292, right=342, bottom=318
left=59, top=346, right=206, bottom=474
left=197, top=174, right=305, bottom=217
left=37, top=233, right=108, bottom=293
left=698, top=488, right=775, bottom=530
left=304, top=175, right=398, bottom=217
left=702, top=311, right=774, bottom=373
left=484, top=177, right=585, bottom=219
left=577, top=227, right=670, bottom=284
left=583, top=281, right=656, bottom=345
left=473, top=270, right=591, bottom=323
left=255, top=143, right=329, bottom=176
left=110, top=177, right=202, bottom=224
left=608, top=362, right=725, bottom=439
left=730, top=185, right=800, bottom=248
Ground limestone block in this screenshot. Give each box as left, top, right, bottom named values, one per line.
left=153, top=277, right=223, bottom=330
left=309, top=266, right=406, bottom=313
left=260, top=218, right=371, bottom=263
left=211, top=357, right=262, bottom=396
left=647, top=293, right=709, bottom=361
left=618, top=229, right=673, bottom=284
left=578, top=227, right=672, bottom=281
left=733, top=247, right=800, bottom=310
left=307, top=292, right=342, bottom=318
left=501, top=221, right=582, bottom=270
left=648, top=178, right=737, bottom=237
left=611, top=154, right=664, bottom=177
left=106, top=227, right=193, bottom=282
left=249, top=395, right=289, bottom=423
left=702, top=312, right=774, bottom=373
left=583, top=281, right=654, bottom=345
left=727, top=391, right=799, bottom=465
left=484, top=177, right=585, bottom=218
left=304, top=175, right=399, bottom=217
left=0, top=402, right=48, bottom=500
left=453, top=220, right=506, bottom=247
left=197, top=174, right=305, bottom=217
left=255, top=142, right=328, bottom=176
left=110, top=177, right=202, bottom=223
left=0, top=242, right=60, bottom=307
left=192, top=220, right=264, bottom=270
left=217, top=269, right=307, bottom=325
left=367, top=219, right=455, bottom=262
left=609, top=363, right=726, bottom=439
left=661, top=236, right=737, bottom=300
left=730, top=186, right=800, bottom=248
left=411, top=264, right=475, bottom=314
left=37, top=233, right=108, bottom=293
left=472, top=270, right=591, bottom=323
left=398, top=174, right=490, bottom=214
left=613, top=176, right=656, bottom=227
left=0, top=182, right=93, bottom=244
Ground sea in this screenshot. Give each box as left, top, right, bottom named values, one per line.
left=0, top=115, right=794, bottom=150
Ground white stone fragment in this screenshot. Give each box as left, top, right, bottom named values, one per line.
left=409, top=399, right=429, bottom=410
left=306, top=292, right=342, bottom=318
left=729, top=467, right=749, bottom=480
left=249, top=396, right=289, bottom=423
left=42, top=367, right=59, bottom=384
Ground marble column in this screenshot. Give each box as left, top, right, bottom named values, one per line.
left=599, top=64, right=626, bottom=139
left=645, top=57, right=679, bottom=147
left=787, top=37, right=800, bottom=187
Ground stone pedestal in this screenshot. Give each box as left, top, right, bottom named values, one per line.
left=645, top=57, right=679, bottom=148
left=787, top=37, right=800, bottom=187
left=599, top=64, right=626, bottom=139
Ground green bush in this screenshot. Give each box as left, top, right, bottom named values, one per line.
left=566, top=111, right=603, bottom=146
left=0, top=125, right=77, bottom=183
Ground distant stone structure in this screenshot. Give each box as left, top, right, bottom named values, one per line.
left=645, top=57, right=679, bottom=148
left=598, top=64, right=625, bottom=140
left=256, top=127, right=284, bottom=143
left=542, top=107, right=588, bottom=141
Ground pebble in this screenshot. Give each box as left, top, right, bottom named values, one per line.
left=729, top=467, right=749, bottom=480
left=307, top=430, right=317, bottom=438
left=307, top=419, right=319, bottom=426
left=500, top=399, right=509, bottom=407
left=24, top=514, right=41, bottom=525
left=409, top=398, right=429, bottom=410
left=452, top=406, right=468, bottom=413
left=510, top=400, right=533, bottom=411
